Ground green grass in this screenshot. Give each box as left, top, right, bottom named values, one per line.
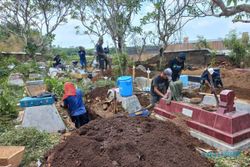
left=207, top=151, right=250, bottom=167
left=0, top=128, right=60, bottom=166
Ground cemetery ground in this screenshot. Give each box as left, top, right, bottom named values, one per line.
left=0, top=55, right=250, bottom=167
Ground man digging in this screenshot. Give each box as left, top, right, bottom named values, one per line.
left=149, top=68, right=183, bottom=108
left=61, top=82, right=89, bottom=129
left=150, top=68, right=171, bottom=106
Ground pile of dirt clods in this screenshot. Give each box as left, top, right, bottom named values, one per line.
left=46, top=116, right=214, bottom=167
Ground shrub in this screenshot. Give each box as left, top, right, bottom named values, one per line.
left=0, top=85, right=18, bottom=119
left=224, top=30, right=248, bottom=67
left=44, top=77, right=65, bottom=98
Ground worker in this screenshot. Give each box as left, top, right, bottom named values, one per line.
left=150, top=68, right=171, bottom=106
left=104, top=46, right=111, bottom=69
left=168, top=52, right=186, bottom=81
left=96, top=37, right=107, bottom=73
left=53, top=54, right=65, bottom=69
left=61, top=82, right=89, bottom=128
left=78, top=46, right=86, bottom=69
left=200, top=68, right=223, bottom=93
left=163, top=68, right=183, bottom=104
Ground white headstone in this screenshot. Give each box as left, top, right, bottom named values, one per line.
left=121, top=95, right=142, bottom=113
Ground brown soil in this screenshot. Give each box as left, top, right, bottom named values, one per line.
left=85, top=86, right=125, bottom=119
left=220, top=69, right=250, bottom=100
left=221, top=69, right=250, bottom=90
left=86, top=86, right=110, bottom=100
left=128, top=68, right=155, bottom=78
left=136, top=93, right=151, bottom=107
left=56, top=102, right=75, bottom=129
left=91, top=69, right=113, bottom=82
left=224, top=86, right=250, bottom=101
left=45, top=116, right=214, bottom=167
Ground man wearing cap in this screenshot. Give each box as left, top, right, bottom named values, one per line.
left=150, top=68, right=172, bottom=106
left=168, top=52, right=186, bottom=81
left=200, top=68, right=223, bottom=93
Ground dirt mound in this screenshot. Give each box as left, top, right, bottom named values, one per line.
left=46, top=116, right=214, bottom=167
left=221, top=69, right=250, bottom=100
left=91, top=69, right=113, bottom=82
left=221, top=69, right=250, bottom=90
left=128, top=68, right=154, bottom=78
left=86, top=86, right=110, bottom=100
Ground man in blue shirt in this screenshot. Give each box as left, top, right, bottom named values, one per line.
left=62, top=82, right=89, bottom=128
left=78, top=46, right=86, bottom=69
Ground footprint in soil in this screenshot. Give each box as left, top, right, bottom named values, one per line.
left=142, top=123, right=155, bottom=133
left=173, top=129, right=182, bottom=136
left=86, top=131, right=96, bottom=137
left=78, top=128, right=88, bottom=135
left=93, top=136, right=105, bottom=142
left=116, top=128, right=123, bottom=133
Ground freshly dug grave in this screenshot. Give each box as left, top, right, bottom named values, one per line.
left=46, top=116, right=214, bottom=167
left=85, top=86, right=125, bottom=119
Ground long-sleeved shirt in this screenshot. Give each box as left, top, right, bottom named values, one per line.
left=63, top=89, right=87, bottom=116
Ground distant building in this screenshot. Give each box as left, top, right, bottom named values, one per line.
left=162, top=38, right=230, bottom=66
left=165, top=38, right=230, bottom=56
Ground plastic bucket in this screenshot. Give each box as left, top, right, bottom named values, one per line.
left=180, top=75, right=189, bottom=87
left=117, top=76, right=133, bottom=97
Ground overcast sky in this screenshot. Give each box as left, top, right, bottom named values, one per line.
left=52, top=9, right=250, bottom=49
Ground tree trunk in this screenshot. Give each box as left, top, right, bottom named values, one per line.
left=117, top=36, right=123, bottom=54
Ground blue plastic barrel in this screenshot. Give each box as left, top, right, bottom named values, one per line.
left=117, top=76, right=133, bottom=97
left=180, top=75, right=189, bottom=87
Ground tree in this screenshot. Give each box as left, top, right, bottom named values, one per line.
left=72, top=0, right=108, bottom=38
left=193, top=0, right=250, bottom=23
left=0, top=0, right=72, bottom=54
left=130, top=31, right=150, bottom=62
left=141, top=0, right=197, bottom=49
left=224, top=30, right=248, bottom=67
left=141, top=0, right=197, bottom=70
left=73, top=0, right=142, bottom=54
left=242, top=32, right=249, bottom=47
left=195, top=35, right=211, bottom=49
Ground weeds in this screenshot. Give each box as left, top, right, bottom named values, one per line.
left=44, top=77, right=67, bottom=98
left=0, top=128, right=60, bottom=166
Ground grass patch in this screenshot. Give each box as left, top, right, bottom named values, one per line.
left=0, top=128, right=60, bottom=166
left=209, top=151, right=250, bottom=167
